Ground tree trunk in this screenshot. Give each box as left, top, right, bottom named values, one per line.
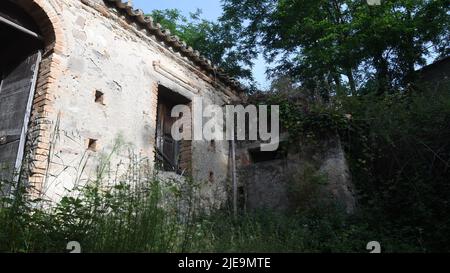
left=346, top=68, right=356, bottom=95
left=374, top=51, right=390, bottom=95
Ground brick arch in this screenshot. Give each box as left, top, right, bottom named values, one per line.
left=11, top=0, right=66, bottom=196
left=15, top=0, right=65, bottom=54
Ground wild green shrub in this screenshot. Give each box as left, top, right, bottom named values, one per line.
left=1, top=165, right=419, bottom=253
left=340, top=85, right=450, bottom=252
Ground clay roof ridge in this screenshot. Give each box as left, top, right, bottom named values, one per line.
left=104, top=0, right=245, bottom=93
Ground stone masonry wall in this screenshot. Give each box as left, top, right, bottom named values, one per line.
left=27, top=0, right=238, bottom=207
left=237, top=136, right=356, bottom=214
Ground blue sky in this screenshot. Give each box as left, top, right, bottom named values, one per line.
left=132, top=0, right=269, bottom=89
left=133, top=0, right=223, bottom=21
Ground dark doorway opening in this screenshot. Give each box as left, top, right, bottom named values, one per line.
left=0, top=1, right=44, bottom=193
left=155, top=85, right=192, bottom=174
left=248, top=142, right=287, bottom=163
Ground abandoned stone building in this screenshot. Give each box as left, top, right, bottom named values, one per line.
left=0, top=0, right=245, bottom=203
left=417, top=55, right=450, bottom=90
left=0, top=0, right=355, bottom=212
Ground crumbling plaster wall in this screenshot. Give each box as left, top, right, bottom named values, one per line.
left=39, top=0, right=235, bottom=206
left=237, top=136, right=356, bottom=214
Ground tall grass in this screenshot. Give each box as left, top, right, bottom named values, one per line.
left=0, top=149, right=419, bottom=253
left=0, top=179, right=418, bottom=253
left=1, top=168, right=202, bottom=252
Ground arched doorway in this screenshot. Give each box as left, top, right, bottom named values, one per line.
left=0, top=1, right=44, bottom=194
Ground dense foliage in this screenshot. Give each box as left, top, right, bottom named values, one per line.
left=248, top=81, right=450, bottom=252
left=220, top=0, right=449, bottom=96
left=341, top=85, right=450, bottom=252
left=218, top=0, right=450, bottom=251
left=149, top=1, right=448, bottom=96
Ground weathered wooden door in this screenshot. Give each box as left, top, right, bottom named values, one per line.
left=0, top=51, right=41, bottom=193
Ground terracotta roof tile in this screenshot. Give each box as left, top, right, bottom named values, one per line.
left=104, top=0, right=245, bottom=93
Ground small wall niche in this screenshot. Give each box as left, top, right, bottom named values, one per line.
left=209, top=140, right=216, bottom=152
left=95, top=90, right=104, bottom=105
left=87, top=138, right=98, bottom=152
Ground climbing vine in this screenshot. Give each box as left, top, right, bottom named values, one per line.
left=249, top=92, right=350, bottom=143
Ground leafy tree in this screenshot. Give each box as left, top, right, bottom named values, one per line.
left=148, top=9, right=254, bottom=84
left=341, top=82, right=450, bottom=251
left=220, top=0, right=449, bottom=96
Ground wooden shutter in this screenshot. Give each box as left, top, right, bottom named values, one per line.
left=156, top=103, right=180, bottom=171
left=0, top=51, right=41, bottom=193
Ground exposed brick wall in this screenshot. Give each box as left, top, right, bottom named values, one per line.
left=149, top=81, right=159, bottom=164
left=13, top=0, right=66, bottom=197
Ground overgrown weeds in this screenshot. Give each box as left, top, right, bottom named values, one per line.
left=0, top=167, right=418, bottom=253
left=2, top=85, right=448, bottom=253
